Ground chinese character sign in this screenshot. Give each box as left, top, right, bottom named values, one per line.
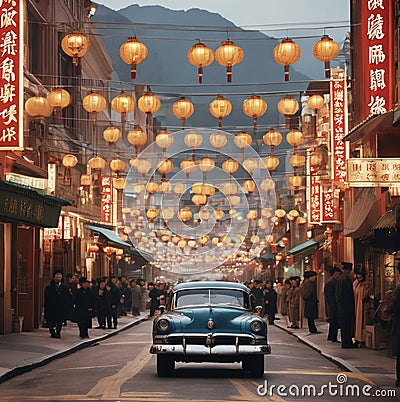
left=0, top=0, right=23, bottom=150
left=361, top=0, right=393, bottom=118
left=100, top=175, right=112, bottom=224
left=330, top=71, right=348, bottom=183
left=308, top=166, right=321, bottom=224
left=347, top=158, right=400, bottom=186
left=321, top=188, right=337, bottom=223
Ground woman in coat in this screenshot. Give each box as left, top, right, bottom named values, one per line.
left=74, top=277, right=96, bottom=339
left=287, top=276, right=300, bottom=329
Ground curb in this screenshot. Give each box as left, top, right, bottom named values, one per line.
left=273, top=321, right=360, bottom=374
left=0, top=316, right=148, bottom=384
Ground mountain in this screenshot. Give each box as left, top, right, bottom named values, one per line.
left=92, top=4, right=314, bottom=139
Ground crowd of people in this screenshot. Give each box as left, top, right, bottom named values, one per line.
left=43, top=271, right=148, bottom=339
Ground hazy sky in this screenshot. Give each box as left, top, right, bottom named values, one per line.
left=95, top=0, right=350, bottom=37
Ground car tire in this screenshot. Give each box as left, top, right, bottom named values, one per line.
left=242, top=355, right=264, bottom=378
left=157, top=355, right=175, bottom=377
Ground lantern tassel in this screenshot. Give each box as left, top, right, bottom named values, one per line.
left=324, top=61, right=330, bottom=78
left=284, top=65, right=289, bottom=81
left=131, top=63, right=137, bottom=79
left=226, top=66, right=232, bottom=82
left=198, top=67, right=203, bottom=84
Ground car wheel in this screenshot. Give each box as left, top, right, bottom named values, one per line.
left=156, top=355, right=175, bottom=377
left=242, top=355, right=264, bottom=378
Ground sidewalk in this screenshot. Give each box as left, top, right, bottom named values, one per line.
left=0, top=313, right=148, bottom=383
left=273, top=314, right=395, bottom=379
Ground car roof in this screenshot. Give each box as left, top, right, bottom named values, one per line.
left=173, top=281, right=249, bottom=292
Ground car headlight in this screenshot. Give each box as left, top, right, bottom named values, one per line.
left=156, top=318, right=170, bottom=332
left=250, top=319, right=263, bottom=333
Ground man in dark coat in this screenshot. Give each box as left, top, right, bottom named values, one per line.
left=336, top=262, right=356, bottom=348
left=106, top=280, right=120, bottom=329
left=324, top=266, right=342, bottom=342
left=385, top=284, right=400, bottom=387
left=148, top=282, right=159, bottom=317
left=251, top=280, right=264, bottom=312
left=300, top=270, right=320, bottom=334
left=44, top=270, right=69, bottom=338
left=74, top=277, right=96, bottom=339
left=94, top=279, right=109, bottom=329
left=264, top=281, right=278, bottom=325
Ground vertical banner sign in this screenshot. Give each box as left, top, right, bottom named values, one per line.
left=0, top=0, right=23, bottom=150
left=308, top=165, right=321, bottom=224
left=100, top=175, right=112, bottom=224
left=330, top=70, right=348, bottom=183
left=321, top=188, right=337, bottom=223
left=361, top=0, right=393, bottom=118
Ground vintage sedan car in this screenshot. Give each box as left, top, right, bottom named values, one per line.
left=149, top=281, right=271, bottom=377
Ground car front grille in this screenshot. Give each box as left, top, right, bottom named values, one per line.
left=163, top=334, right=257, bottom=346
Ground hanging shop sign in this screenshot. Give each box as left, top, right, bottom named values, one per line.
left=361, top=0, right=393, bottom=118
left=321, top=188, right=338, bottom=223
left=308, top=166, right=322, bottom=224
left=0, top=0, right=23, bottom=150
left=330, top=69, right=348, bottom=184
left=100, top=175, right=112, bottom=224
left=347, top=158, right=400, bottom=187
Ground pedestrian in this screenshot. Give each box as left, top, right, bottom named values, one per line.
left=336, top=262, right=356, bottom=348
left=251, top=280, right=264, bottom=312
left=300, top=270, right=320, bottom=334
left=384, top=283, right=400, bottom=388
left=95, top=279, right=108, bottom=329
left=73, top=277, right=96, bottom=339
left=353, top=268, right=370, bottom=348
left=106, top=280, right=120, bottom=329
left=264, top=281, right=277, bottom=325
left=148, top=282, right=159, bottom=317
left=44, top=270, right=69, bottom=339
left=287, top=276, right=300, bottom=329
left=130, top=279, right=142, bottom=316
left=119, top=276, right=130, bottom=316
left=324, top=266, right=342, bottom=342
left=277, top=279, right=290, bottom=316
left=65, top=273, right=79, bottom=325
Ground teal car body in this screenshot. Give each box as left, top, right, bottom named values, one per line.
left=150, top=281, right=271, bottom=377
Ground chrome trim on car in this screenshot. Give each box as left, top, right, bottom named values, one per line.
left=150, top=344, right=271, bottom=355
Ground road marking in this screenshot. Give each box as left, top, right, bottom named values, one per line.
left=57, top=364, right=120, bottom=370
left=86, top=343, right=153, bottom=399
left=101, top=341, right=150, bottom=346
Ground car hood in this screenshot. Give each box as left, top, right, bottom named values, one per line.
left=165, top=306, right=254, bottom=333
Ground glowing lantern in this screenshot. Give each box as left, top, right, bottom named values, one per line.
left=209, top=131, right=227, bottom=150
left=161, top=208, right=174, bottom=221
left=127, top=125, right=147, bottom=153
left=234, top=132, right=252, bottom=149
left=111, top=90, right=135, bottom=132
left=25, top=96, right=53, bottom=118
left=288, top=209, right=300, bottom=220
left=260, top=178, right=275, bottom=191
left=215, top=40, right=244, bottom=82
left=199, top=209, right=211, bottom=221
left=137, top=91, right=161, bottom=120
left=88, top=156, right=106, bottom=171
left=103, top=126, right=122, bottom=145
left=209, top=95, right=232, bottom=128
left=229, top=195, right=241, bottom=206
left=222, top=159, right=239, bottom=175
left=146, top=182, right=159, bottom=194
left=47, top=88, right=71, bottom=110
left=178, top=239, right=187, bottom=251
left=277, top=96, right=299, bottom=128
left=179, top=207, right=193, bottom=223
left=198, top=236, right=210, bottom=246
left=187, top=42, right=214, bottom=83
left=88, top=244, right=99, bottom=253
left=273, top=38, right=301, bottom=81
left=113, top=177, right=126, bottom=190
left=289, top=154, right=306, bottom=168
left=155, top=130, right=174, bottom=150
left=61, top=31, right=89, bottom=66
left=247, top=210, right=258, bottom=221
left=307, top=94, right=324, bottom=111
left=198, top=158, right=215, bottom=174
left=310, top=150, right=324, bottom=168
left=275, top=209, right=286, bottom=219
left=110, top=158, right=126, bottom=174
left=135, top=159, right=152, bottom=175
left=242, top=95, right=267, bottom=131
left=83, top=93, right=106, bottom=114
left=263, top=155, right=280, bottom=172
left=156, top=158, right=173, bottom=178
left=62, top=154, right=78, bottom=184
left=312, top=35, right=340, bottom=78
left=192, top=194, right=207, bottom=206
left=180, top=158, right=197, bottom=175
left=221, top=182, right=238, bottom=195
left=289, top=175, right=302, bottom=189
left=243, top=158, right=259, bottom=174
left=172, top=97, right=194, bottom=128
left=146, top=208, right=159, bottom=223
left=213, top=209, right=225, bottom=222
left=132, top=183, right=145, bottom=194
left=286, top=129, right=304, bottom=148
left=263, top=129, right=282, bottom=154
left=242, top=179, right=256, bottom=193
left=119, top=36, right=148, bottom=79
left=174, top=182, right=185, bottom=195
left=184, top=130, right=203, bottom=156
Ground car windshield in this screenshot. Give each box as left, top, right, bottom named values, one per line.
left=175, top=288, right=249, bottom=309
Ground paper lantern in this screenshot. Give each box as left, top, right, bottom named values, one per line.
left=273, top=38, right=301, bottom=81
left=234, top=132, right=252, bottom=149
left=47, top=88, right=71, bottom=109
left=187, top=42, right=214, bottom=83
left=209, top=95, right=232, bottom=128
left=61, top=31, right=89, bottom=66
left=119, top=36, right=148, bottom=79
left=103, top=126, right=122, bottom=144
left=242, top=95, right=267, bottom=131
left=312, top=35, right=340, bottom=78
left=215, top=40, right=244, bottom=82
left=25, top=96, right=53, bottom=118
left=209, top=131, right=227, bottom=149
left=172, top=97, right=194, bottom=128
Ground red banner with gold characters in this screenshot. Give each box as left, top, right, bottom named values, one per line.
left=100, top=175, right=112, bottom=224
left=308, top=166, right=321, bottom=224
left=321, top=188, right=337, bottom=223
left=330, top=69, right=348, bottom=184
left=0, top=0, right=23, bottom=150
left=361, top=0, right=393, bottom=118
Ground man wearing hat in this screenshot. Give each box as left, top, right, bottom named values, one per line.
left=300, top=270, right=320, bottom=334
left=73, top=277, right=96, bottom=339
left=324, top=266, right=342, bottom=342
left=336, top=262, right=356, bottom=348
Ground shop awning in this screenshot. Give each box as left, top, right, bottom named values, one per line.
left=0, top=179, right=70, bottom=227
left=257, top=249, right=274, bottom=263
left=287, top=239, right=319, bottom=258
left=344, top=194, right=379, bottom=238
left=85, top=224, right=132, bottom=249
left=372, top=203, right=399, bottom=230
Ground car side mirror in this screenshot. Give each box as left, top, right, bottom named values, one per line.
left=159, top=305, right=165, bottom=314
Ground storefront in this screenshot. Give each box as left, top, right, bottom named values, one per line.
left=0, top=180, right=69, bottom=334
